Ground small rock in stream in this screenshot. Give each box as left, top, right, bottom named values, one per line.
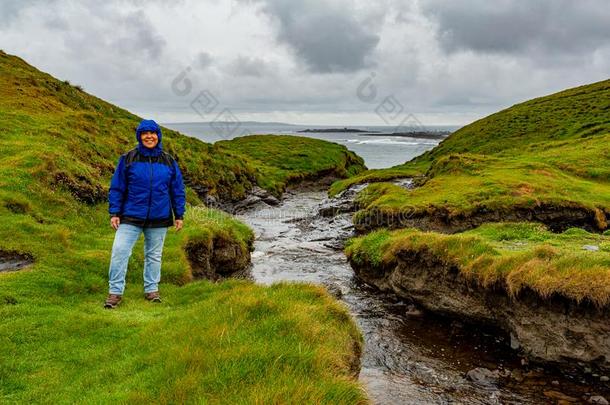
left=405, top=304, right=423, bottom=317
left=466, top=367, right=499, bottom=386
left=324, top=283, right=343, bottom=299
left=543, top=390, right=579, bottom=402
left=589, top=395, right=610, bottom=405
left=510, top=369, right=524, bottom=382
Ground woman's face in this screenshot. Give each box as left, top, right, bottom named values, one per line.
left=140, top=130, right=159, bottom=149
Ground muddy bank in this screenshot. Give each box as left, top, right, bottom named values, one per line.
left=184, top=233, right=253, bottom=281
left=354, top=200, right=607, bottom=235
left=347, top=246, right=610, bottom=375
left=0, top=251, right=33, bottom=273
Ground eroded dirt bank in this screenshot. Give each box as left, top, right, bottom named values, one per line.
left=348, top=247, right=610, bottom=374
left=354, top=202, right=607, bottom=235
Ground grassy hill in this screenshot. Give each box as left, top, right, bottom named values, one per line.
left=217, top=134, right=365, bottom=197
left=0, top=51, right=366, bottom=402
left=334, top=80, right=610, bottom=232
left=343, top=79, right=610, bottom=307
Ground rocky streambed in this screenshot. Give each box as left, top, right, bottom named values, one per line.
left=234, top=181, right=610, bottom=404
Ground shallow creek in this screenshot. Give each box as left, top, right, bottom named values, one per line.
left=237, top=187, right=608, bottom=404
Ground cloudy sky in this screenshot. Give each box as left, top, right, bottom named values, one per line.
left=1, top=0, right=609, bottom=126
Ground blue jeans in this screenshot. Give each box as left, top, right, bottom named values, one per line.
left=108, top=224, right=168, bottom=295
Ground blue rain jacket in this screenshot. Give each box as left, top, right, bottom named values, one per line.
left=108, top=120, right=186, bottom=227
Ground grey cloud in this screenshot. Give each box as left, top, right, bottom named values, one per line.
left=421, top=0, right=610, bottom=56
left=44, top=15, right=69, bottom=31
left=242, top=0, right=380, bottom=73
left=227, top=55, right=269, bottom=77
left=0, top=0, right=61, bottom=29
left=110, top=10, right=166, bottom=60
left=196, top=52, right=213, bottom=69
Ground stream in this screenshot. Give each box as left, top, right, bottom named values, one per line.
left=237, top=185, right=608, bottom=404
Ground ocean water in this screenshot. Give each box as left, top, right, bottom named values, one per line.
left=163, top=121, right=459, bottom=169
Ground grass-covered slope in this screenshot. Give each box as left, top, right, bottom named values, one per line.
left=0, top=51, right=366, bottom=402
left=419, top=80, right=610, bottom=159
left=217, top=135, right=365, bottom=197
left=332, top=79, right=610, bottom=196
left=0, top=52, right=262, bottom=204
left=1, top=279, right=364, bottom=403
left=341, top=80, right=610, bottom=233
left=346, top=223, right=610, bottom=307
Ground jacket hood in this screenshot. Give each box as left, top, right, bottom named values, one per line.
left=135, top=119, right=163, bottom=156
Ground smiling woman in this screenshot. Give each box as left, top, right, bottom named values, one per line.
left=140, top=129, right=159, bottom=149
left=105, top=119, right=186, bottom=308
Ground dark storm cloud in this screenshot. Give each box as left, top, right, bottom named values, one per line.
left=421, top=0, right=610, bottom=55
left=241, top=0, right=380, bottom=73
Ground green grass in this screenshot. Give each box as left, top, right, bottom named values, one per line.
left=346, top=222, right=610, bottom=306
left=0, top=280, right=365, bottom=403
left=340, top=78, right=610, bottom=305
left=217, top=135, right=366, bottom=197
left=331, top=79, right=610, bottom=197
left=342, top=80, right=610, bottom=231
left=0, top=50, right=367, bottom=402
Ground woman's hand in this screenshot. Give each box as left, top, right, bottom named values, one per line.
left=110, top=216, right=120, bottom=230
left=175, top=219, right=183, bottom=232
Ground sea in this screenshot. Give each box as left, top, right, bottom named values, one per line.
left=163, top=121, right=460, bottom=169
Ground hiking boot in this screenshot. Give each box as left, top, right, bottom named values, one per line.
left=144, top=291, right=161, bottom=303
left=104, top=294, right=122, bottom=309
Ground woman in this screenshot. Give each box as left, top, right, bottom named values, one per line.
left=104, top=119, right=186, bottom=309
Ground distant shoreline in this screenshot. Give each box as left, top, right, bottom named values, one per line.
left=297, top=128, right=378, bottom=133
left=361, top=131, right=450, bottom=140
left=298, top=128, right=450, bottom=139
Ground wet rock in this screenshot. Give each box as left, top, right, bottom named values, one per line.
left=543, top=390, right=579, bottom=402
left=324, top=283, right=343, bottom=299
left=466, top=367, right=499, bottom=386
left=524, top=370, right=544, bottom=378
left=589, top=395, right=609, bottom=405
left=391, top=178, right=414, bottom=189
left=511, top=369, right=524, bottom=383
left=250, top=186, right=280, bottom=206
left=600, top=376, right=609, bottom=382
left=552, top=380, right=560, bottom=386
left=405, top=304, right=423, bottom=317
left=318, top=183, right=369, bottom=217
left=232, top=195, right=266, bottom=212
left=510, top=333, right=521, bottom=350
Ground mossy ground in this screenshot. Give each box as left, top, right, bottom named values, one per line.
left=0, top=50, right=366, bottom=403
left=342, top=79, right=610, bottom=305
